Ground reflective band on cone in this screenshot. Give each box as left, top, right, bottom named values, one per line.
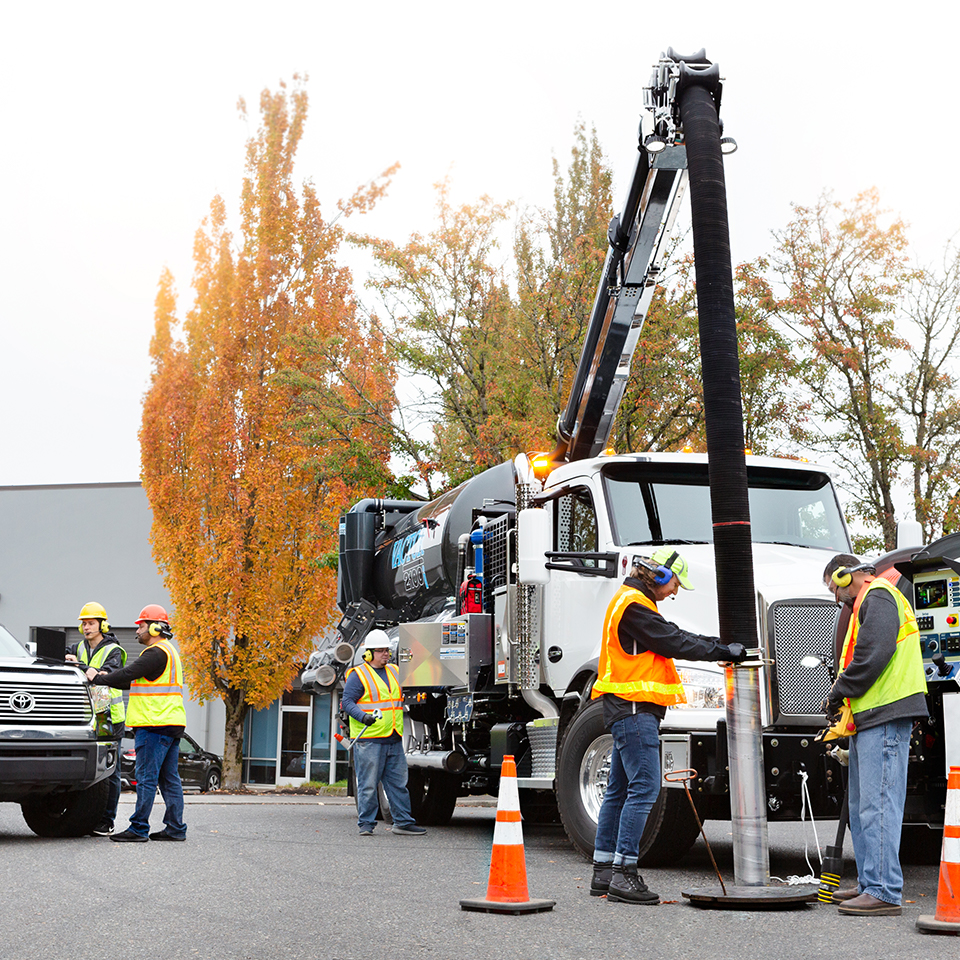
left=459, top=755, right=555, bottom=915
left=917, top=765, right=960, bottom=936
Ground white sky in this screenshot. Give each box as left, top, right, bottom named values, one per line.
left=2, top=0, right=957, bottom=486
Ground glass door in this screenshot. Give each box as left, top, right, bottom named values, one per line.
left=277, top=706, right=310, bottom=785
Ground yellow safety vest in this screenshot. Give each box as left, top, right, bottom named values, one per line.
left=347, top=662, right=404, bottom=739
left=78, top=638, right=127, bottom=725
left=126, top=639, right=186, bottom=728
left=839, top=577, right=927, bottom=716
left=591, top=584, right=687, bottom=706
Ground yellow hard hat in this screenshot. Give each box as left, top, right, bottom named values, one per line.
left=78, top=601, right=109, bottom=622
left=78, top=601, right=109, bottom=634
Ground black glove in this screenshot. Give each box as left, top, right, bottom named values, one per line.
left=363, top=715, right=377, bottom=727
left=822, top=697, right=843, bottom=723
left=720, top=643, right=748, bottom=663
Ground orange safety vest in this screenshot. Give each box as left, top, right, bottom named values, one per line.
left=591, top=584, right=687, bottom=706
left=126, top=639, right=186, bottom=728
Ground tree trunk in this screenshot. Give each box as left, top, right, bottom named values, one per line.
left=221, top=688, right=249, bottom=790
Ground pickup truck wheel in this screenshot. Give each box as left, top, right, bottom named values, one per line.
left=20, top=778, right=109, bottom=838
left=407, top=769, right=458, bottom=825
left=556, top=699, right=701, bottom=865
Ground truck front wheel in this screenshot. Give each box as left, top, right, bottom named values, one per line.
left=20, top=779, right=109, bottom=838
left=556, top=699, right=700, bottom=865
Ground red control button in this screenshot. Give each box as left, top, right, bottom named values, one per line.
left=947, top=615, right=959, bottom=626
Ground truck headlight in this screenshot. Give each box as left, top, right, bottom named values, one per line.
left=90, top=685, right=113, bottom=715
left=677, top=667, right=725, bottom=709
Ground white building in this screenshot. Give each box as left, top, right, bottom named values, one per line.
left=0, top=482, right=346, bottom=786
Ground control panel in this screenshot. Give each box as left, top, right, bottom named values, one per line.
left=912, top=568, right=960, bottom=684
left=397, top=614, right=493, bottom=690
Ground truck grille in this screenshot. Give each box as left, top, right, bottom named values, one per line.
left=768, top=600, right=837, bottom=723
left=0, top=680, right=93, bottom=725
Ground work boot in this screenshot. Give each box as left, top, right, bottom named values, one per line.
left=833, top=887, right=860, bottom=901
left=837, top=893, right=901, bottom=916
left=606, top=863, right=659, bottom=904
left=590, top=860, right=613, bottom=897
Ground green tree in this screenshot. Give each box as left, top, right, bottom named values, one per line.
left=893, top=243, right=960, bottom=541
left=359, top=180, right=514, bottom=491
left=613, top=255, right=705, bottom=452
left=764, top=190, right=914, bottom=551
left=512, top=121, right=614, bottom=449
left=734, top=259, right=809, bottom=456
left=140, top=79, right=395, bottom=787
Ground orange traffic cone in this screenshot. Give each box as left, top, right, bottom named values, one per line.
left=917, top=765, right=960, bottom=936
left=460, top=755, right=555, bottom=914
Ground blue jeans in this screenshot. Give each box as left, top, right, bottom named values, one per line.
left=593, top=712, right=661, bottom=865
left=130, top=728, right=186, bottom=839
left=353, top=736, right=415, bottom=831
left=848, top=717, right=911, bottom=904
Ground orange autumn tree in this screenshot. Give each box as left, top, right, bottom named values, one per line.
left=140, top=79, right=395, bottom=787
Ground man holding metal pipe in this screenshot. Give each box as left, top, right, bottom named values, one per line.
left=822, top=554, right=928, bottom=916
left=340, top=630, right=426, bottom=837
left=589, top=549, right=746, bottom=903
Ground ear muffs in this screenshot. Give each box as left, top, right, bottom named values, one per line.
left=832, top=567, right=853, bottom=588
left=79, top=619, right=109, bottom=634
left=831, top=563, right=876, bottom=588
left=649, top=551, right=679, bottom=585
left=362, top=649, right=373, bottom=662
left=148, top=622, right=172, bottom=639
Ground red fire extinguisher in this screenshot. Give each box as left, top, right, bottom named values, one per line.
left=459, top=575, right=483, bottom=614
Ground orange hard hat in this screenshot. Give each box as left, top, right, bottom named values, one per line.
left=135, top=604, right=170, bottom=624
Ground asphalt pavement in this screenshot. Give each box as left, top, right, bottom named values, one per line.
left=0, top=793, right=955, bottom=960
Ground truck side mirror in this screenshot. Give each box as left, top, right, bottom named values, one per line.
left=517, top=508, right=550, bottom=585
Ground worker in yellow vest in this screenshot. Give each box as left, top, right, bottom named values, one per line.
left=822, top=554, right=928, bottom=916
left=91, top=604, right=187, bottom=843
left=590, top=549, right=746, bottom=903
left=67, top=601, right=126, bottom=836
left=340, top=630, right=426, bottom=837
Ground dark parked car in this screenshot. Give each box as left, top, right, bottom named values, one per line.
left=120, top=731, right=222, bottom=792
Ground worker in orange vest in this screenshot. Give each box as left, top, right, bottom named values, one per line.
left=590, top=549, right=746, bottom=903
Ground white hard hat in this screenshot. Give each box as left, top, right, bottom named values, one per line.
left=360, top=629, right=392, bottom=651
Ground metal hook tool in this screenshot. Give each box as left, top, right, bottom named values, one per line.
left=664, top=767, right=727, bottom=896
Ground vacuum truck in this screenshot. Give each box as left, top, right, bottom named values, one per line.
left=302, top=49, right=959, bottom=864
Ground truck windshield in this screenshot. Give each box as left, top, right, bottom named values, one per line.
left=0, top=623, right=28, bottom=658
left=602, top=462, right=849, bottom=551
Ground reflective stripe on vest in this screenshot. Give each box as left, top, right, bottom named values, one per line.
left=591, top=584, right=687, bottom=706
left=348, top=662, right=404, bottom=739
left=839, top=577, right=927, bottom=715
left=79, top=639, right=127, bottom=724
left=126, top=639, right=187, bottom=727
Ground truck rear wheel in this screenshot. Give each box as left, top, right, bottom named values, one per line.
left=407, top=769, right=458, bottom=825
left=20, top=779, right=109, bottom=838
left=556, top=698, right=700, bottom=865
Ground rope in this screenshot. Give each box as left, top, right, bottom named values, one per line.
left=770, top=769, right=823, bottom=885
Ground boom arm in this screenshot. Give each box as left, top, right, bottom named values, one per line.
left=554, top=48, right=717, bottom=464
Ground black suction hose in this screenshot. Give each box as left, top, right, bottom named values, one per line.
left=679, top=70, right=758, bottom=651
